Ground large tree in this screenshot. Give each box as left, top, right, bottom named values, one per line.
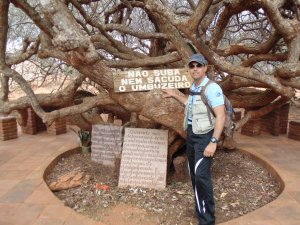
left=0, top=0, right=299, bottom=148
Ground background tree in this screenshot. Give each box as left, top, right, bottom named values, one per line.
left=0, top=0, right=299, bottom=151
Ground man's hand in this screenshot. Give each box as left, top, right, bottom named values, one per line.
left=162, top=89, right=177, bottom=98
left=161, top=89, right=188, bottom=104
left=203, top=142, right=217, bottom=157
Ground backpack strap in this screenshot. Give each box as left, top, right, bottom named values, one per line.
left=189, top=80, right=214, bottom=125
left=200, top=80, right=226, bottom=150
left=200, top=80, right=216, bottom=120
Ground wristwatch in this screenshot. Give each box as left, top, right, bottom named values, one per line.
left=210, top=137, right=219, bottom=143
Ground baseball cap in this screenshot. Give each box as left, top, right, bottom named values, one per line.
left=188, top=54, right=208, bottom=65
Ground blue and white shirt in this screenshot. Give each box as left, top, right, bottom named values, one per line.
left=187, top=76, right=224, bottom=124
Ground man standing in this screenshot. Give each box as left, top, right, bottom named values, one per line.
left=163, top=54, right=225, bottom=225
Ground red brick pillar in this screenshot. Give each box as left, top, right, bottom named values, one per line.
left=21, top=107, right=47, bottom=134
left=47, top=118, right=67, bottom=135
left=0, top=116, right=18, bottom=141
left=21, top=107, right=37, bottom=134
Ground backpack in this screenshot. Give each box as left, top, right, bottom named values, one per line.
left=189, top=80, right=236, bottom=138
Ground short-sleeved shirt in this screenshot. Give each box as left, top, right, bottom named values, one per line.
left=188, top=76, right=224, bottom=123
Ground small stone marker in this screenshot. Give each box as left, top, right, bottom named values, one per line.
left=91, top=124, right=122, bottom=166
left=118, top=128, right=168, bottom=189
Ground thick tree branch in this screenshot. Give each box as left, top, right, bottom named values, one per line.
left=0, top=74, right=85, bottom=114
left=0, top=65, right=46, bottom=118
left=7, top=38, right=40, bottom=65
left=90, top=35, right=143, bottom=60
left=104, top=24, right=168, bottom=40
left=210, top=0, right=252, bottom=49
left=70, top=0, right=146, bottom=59
left=186, top=0, right=212, bottom=33
left=105, top=52, right=181, bottom=68
left=0, top=0, right=9, bottom=65
left=11, top=0, right=52, bottom=37
left=276, top=63, right=300, bottom=78
left=227, top=89, right=279, bottom=108
left=39, top=0, right=98, bottom=64
left=236, top=97, right=288, bottom=130
left=1, top=0, right=299, bottom=139
left=279, top=77, right=300, bottom=89
left=241, top=53, right=287, bottom=67
left=220, top=76, right=268, bottom=92
left=287, top=32, right=300, bottom=63
left=0, top=75, right=9, bottom=102
left=261, top=0, right=297, bottom=42
left=217, top=31, right=281, bottom=56
left=187, top=0, right=196, bottom=10
left=43, top=93, right=114, bottom=125
left=0, top=0, right=43, bottom=117
left=189, top=35, right=294, bottom=99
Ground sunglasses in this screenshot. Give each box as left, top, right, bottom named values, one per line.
left=188, top=63, right=205, bottom=69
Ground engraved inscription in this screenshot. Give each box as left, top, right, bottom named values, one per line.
left=118, top=128, right=168, bottom=189
left=91, top=124, right=122, bottom=166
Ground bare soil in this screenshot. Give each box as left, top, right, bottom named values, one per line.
left=45, top=149, right=281, bottom=225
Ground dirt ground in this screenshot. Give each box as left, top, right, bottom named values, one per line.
left=46, top=148, right=281, bottom=225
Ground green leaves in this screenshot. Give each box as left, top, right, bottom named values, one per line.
left=71, top=128, right=91, bottom=147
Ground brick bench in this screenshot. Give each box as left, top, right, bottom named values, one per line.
left=261, top=103, right=290, bottom=136
left=20, top=107, right=67, bottom=135
left=241, top=103, right=290, bottom=137
left=288, top=121, right=300, bottom=141
left=241, top=118, right=261, bottom=136
left=0, top=116, right=18, bottom=141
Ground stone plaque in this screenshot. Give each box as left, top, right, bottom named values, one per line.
left=91, top=124, right=122, bottom=166
left=118, top=128, right=168, bottom=189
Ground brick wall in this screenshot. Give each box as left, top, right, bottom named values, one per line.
left=279, top=103, right=290, bottom=134
left=241, top=104, right=290, bottom=137
left=261, top=103, right=289, bottom=136
left=234, top=110, right=242, bottom=122
left=288, top=121, right=300, bottom=141
left=261, top=110, right=280, bottom=135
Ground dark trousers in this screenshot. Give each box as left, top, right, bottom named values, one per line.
left=187, top=125, right=215, bottom=225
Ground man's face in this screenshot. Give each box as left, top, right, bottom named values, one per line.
left=188, top=62, right=207, bottom=81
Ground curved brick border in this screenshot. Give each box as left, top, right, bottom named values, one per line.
left=43, top=145, right=285, bottom=224
left=43, top=147, right=80, bottom=180
left=2, top=132, right=299, bottom=225
left=237, top=148, right=285, bottom=192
